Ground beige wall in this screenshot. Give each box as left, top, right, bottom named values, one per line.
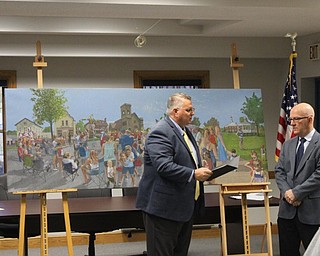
left=1, top=34, right=320, bottom=172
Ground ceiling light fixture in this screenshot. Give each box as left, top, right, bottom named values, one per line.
left=134, top=35, right=147, bottom=48
left=134, top=19, right=161, bottom=48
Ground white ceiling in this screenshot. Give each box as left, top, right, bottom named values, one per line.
left=1, top=0, right=320, bottom=37
left=0, top=1, right=320, bottom=58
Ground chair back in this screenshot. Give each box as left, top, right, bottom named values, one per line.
left=23, top=155, right=33, bottom=168
left=63, top=162, right=73, bottom=174
left=89, top=159, right=104, bottom=175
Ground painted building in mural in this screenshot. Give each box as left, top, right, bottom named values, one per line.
left=224, top=118, right=257, bottom=135
left=15, top=118, right=43, bottom=139
left=112, top=103, right=144, bottom=132
left=84, top=118, right=108, bottom=137
left=54, top=111, right=76, bottom=141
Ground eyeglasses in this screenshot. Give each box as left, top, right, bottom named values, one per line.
left=181, top=107, right=195, bottom=113
left=288, top=116, right=309, bottom=123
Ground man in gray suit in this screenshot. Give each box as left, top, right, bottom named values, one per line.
left=275, top=102, right=320, bottom=256
left=136, top=92, right=212, bottom=256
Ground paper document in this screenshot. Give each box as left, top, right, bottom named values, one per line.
left=207, top=156, right=240, bottom=181
left=230, top=193, right=272, bottom=201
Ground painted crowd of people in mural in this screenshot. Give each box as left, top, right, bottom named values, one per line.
left=9, top=122, right=267, bottom=191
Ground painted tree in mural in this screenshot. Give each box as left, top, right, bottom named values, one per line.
left=76, top=119, right=85, bottom=133
left=191, top=116, right=201, bottom=127
left=31, top=89, right=68, bottom=139
left=203, top=117, right=219, bottom=128
left=241, top=92, right=264, bottom=136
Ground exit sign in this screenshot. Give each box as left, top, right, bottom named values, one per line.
left=309, top=43, right=320, bottom=60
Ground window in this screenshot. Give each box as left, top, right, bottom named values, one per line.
left=134, top=70, right=209, bottom=89
left=0, top=71, right=17, bottom=174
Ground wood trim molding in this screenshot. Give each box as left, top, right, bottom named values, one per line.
left=0, top=70, right=17, bottom=173
left=0, top=70, right=17, bottom=88
left=0, top=224, right=278, bottom=250
left=133, top=70, right=210, bottom=88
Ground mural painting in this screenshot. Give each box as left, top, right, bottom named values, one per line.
left=5, top=88, right=268, bottom=192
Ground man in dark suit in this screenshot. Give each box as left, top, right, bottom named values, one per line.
left=136, top=92, right=212, bottom=256
left=275, top=102, right=320, bottom=256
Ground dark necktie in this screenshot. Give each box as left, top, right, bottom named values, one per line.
left=295, top=137, right=306, bottom=172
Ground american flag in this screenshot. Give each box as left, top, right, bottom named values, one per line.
left=275, top=52, right=298, bottom=161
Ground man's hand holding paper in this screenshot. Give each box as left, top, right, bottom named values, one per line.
left=207, top=156, right=240, bottom=181
left=194, top=167, right=213, bottom=181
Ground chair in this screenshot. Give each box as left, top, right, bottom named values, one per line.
left=87, top=158, right=108, bottom=188
left=22, top=155, right=48, bottom=182
left=22, top=155, right=33, bottom=174
left=63, top=162, right=79, bottom=182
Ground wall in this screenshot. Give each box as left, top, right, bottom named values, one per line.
left=0, top=56, right=289, bottom=171
left=297, top=32, right=320, bottom=79
left=2, top=35, right=312, bottom=226
left=4, top=34, right=320, bottom=173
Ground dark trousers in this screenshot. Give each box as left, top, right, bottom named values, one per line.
left=142, top=212, right=193, bottom=256
left=278, top=215, right=319, bottom=256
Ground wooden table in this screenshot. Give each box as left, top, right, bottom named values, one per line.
left=0, top=192, right=279, bottom=256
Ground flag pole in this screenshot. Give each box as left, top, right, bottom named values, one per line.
left=285, top=32, right=297, bottom=52
left=275, top=33, right=299, bottom=161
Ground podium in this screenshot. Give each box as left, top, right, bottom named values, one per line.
left=13, top=188, right=77, bottom=256
left=218, top=181, right=273, bottom=256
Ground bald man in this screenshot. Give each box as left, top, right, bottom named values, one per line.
left=275, top=103, right=320, bottom=255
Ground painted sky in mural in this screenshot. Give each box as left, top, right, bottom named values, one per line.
left=6, top=88, right=261, bottom=131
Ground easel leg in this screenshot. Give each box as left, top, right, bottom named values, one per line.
left=18, top=194, right=27, bottom=256
left=241, top=194, right=250, bottom=255
left=264, top=193, right=273, bottom=256
left=40, top=193, right=48, bottom=256
left=37, top=69, right=43, bottom=88
left=62, top=192, right=74, bottom=256
left=232, top=70, right=240, bottom=89
left=219, top=190, right=228, bottom=256
left=261, top=223, right=267, bottom=252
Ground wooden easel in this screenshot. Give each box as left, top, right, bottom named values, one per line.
left=33, top=40, right=47, bottom=88
left=216, top=45, right=272, bottom=255
left=230, top=43, right=244, bottom=89
left=219, top=182, right=273, bottom=256
left=13, top=41, right=75, bottom=256
left=13, top=189, right=77, bottom=256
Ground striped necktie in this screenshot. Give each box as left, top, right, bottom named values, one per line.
left=183, top=131, right=200, bottom=200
